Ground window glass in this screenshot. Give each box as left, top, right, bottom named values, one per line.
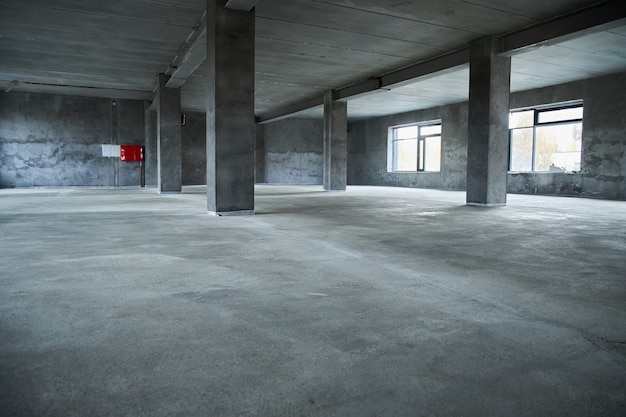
left=396, top=126, right=418, bottom=140
left=535, top=123, right=582, bottom=172
left=424, top=136, right=441, bottom=171
left=395, top=138, right=418, bottom=171
left=420, top=124, right=442, bottom=136
left=509, top=110, right=534, bottom=129
left=510, top=128, right=533, bottom=171
left=537, top=107, right=583, bottom=124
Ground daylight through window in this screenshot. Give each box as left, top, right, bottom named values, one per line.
left=389, top=122, right=442, bottom=172
left=509, top=103, right=583, bottom=172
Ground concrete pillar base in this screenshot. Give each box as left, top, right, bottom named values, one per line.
left=466, top=202, right=506, bottom=207
left=209, top=210, right=255, bottom=217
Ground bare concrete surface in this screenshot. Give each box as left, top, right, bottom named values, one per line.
left=1, top=185, right=625, bottom=417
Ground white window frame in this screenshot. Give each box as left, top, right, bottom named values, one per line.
left=387, top=120, right=442, bottom=173
left=509, top=101, right=583, bottom=173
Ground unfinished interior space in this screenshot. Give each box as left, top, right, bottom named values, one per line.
left=1, top=1, right=625, bottom=416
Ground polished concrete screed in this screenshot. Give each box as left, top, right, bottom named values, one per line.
left=1, top=185, right=625, bottom=417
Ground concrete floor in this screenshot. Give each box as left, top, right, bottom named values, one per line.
left=1, top=185, right=625, bottom=417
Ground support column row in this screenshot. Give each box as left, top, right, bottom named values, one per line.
left=150, top=35, right=508, bottom=208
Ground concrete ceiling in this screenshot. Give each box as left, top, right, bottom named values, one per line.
left=1, top=0, right=625, bottom=121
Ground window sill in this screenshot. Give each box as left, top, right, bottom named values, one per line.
left=390, top=171, right=441, bottom=174
left=508, top=171, right=580, bottom=174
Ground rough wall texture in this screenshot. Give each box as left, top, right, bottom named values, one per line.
left=580, top=74, right=626, bottom=200
left=508, top=73, right=626, bottom=200
left=349, top=72, right=626, bottom=200
left=348, top=102, right=468, bottom=190
left=181, top=111, right=206, bottom=186
left=264, top=117, right=324, bottom=184
left=0, top=92, right=144, bottom=188
left=116, top=99, right=145, bottom=187
left=509, top=72, right=626, bottom=200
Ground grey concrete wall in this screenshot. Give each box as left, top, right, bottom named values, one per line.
left=181, top=111, right=206, bottom=186
left=349, top=71, right=626, bottom=200
left=0, top=92, right=144, bottom=188
left=348, top=102, right=468, bottom=190
left=264, top=117, right=324, bottom=184
left=116, top=99, right=145, bottom=187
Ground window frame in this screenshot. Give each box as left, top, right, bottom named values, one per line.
left=508, top=102, right=583, bottom=173
left=387, top=120, right=442, bottom=173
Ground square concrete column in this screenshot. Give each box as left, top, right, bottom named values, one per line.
left=466, top=36, right=511, bottom=206
left=156, top=73, right=182, bottom=193
left=323, top=91, right=348, bottom=191
left=143, top=101, right=158, bottom=188
left=206, top=0, right=255, bottom=215
left=255, top=124, right=266, bottom=184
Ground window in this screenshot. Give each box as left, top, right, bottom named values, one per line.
left=388, top=121, right=442, bottom=172
left=509, top=103, right=583, bottom=172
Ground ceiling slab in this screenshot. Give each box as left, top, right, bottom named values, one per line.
left=254, top=0, right=626, bottom=122
left=256, top=17, right=448, bottom=60
left=0, top=0, right=203, bottom=99
left=305, top=0, right=540, bottom=34
left=0, top=2, right=199, bottom=39
left=256, top=0, right=481, bottom=48
left=0, top=0, right=624, bottom=122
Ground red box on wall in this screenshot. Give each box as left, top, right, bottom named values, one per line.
left=120, top=145, right=143, bottom=162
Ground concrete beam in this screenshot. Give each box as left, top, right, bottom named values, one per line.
left=499, top=0, right=626, bottom=55
left=256, top=95, right=324, bottom=124
left=0, top=80, right=153, bottom=101
left=333, top=78, right=382, bottom=101
left=225, top=0, right=260, bottom=11
left=0, top=67, right=156, bottom=93
left=165, top=12, right=207, bottom=88
left=380, top=48, right=470, bottom=88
